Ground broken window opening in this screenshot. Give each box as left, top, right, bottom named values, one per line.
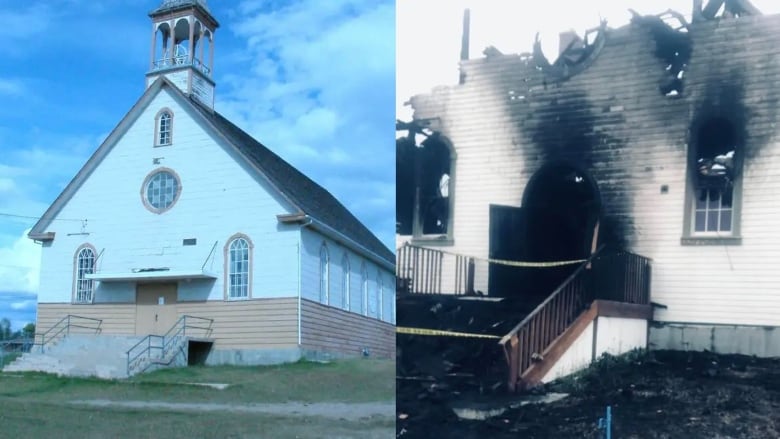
left=688, top=116, right=741, bottom=236
left=631, top=10, right=691, bottom=97
left=396, top=120, right=454, bottom=240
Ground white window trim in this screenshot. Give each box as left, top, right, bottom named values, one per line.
left=73, top=244, right=96, bottom=304
left=224, top=233, right=253, bottom=300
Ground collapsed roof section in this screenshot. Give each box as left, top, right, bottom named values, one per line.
left=450, top=0, right=762, bottom=90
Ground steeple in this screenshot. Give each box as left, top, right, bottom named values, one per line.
left=146, top=0, right=219, bottom=110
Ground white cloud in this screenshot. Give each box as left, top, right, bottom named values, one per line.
left=0, top=178, right=15, bottom=193
left=0, top=228, right=41, bottom=294
left=218, top=0, right=395, bottom=250
left=0, top=79, right=26, bottom=96
left=10, top=300, right=35, bottom=311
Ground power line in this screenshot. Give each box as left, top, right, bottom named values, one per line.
left=0, top=212, right=86, bottom=223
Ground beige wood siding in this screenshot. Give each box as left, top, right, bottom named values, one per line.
left=37, top=303, right=136, bottom=336
left=300, top=299, right=395, bottom=358
left=176, top=298, right=298, bottom=349
left=38, top=298, right=299, bottom=350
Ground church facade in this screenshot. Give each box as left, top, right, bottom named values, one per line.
left=28, top=0, right=395, bottom=364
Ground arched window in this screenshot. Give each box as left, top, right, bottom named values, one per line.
left=341, top=253, right=350, bottom=311
left=320, top=243, right=329, bottom=305
left=74, top=245, right=96, bottom=303
left=156, top=109, right=173, bottom=146
left=396, top=130, right=455, bottom=240
left=226, top=235, right=251, bottom=299
left=377, top=271, right=383, bottom=320
left=361, top=263, right=368, bottom=316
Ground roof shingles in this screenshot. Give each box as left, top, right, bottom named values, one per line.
left=189, top=98, right=394, bottom=265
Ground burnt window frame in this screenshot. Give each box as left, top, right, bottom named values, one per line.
left=397, top=128, right=457, bottom=245
left=681, top=116, right=743, bottom=245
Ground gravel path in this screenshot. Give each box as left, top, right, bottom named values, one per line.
left=70, top=399, right=395, bottom=421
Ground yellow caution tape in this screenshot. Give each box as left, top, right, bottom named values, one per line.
left=401, top=244, right=586, bottom=268
left=484, top=257, right=587, bottom=268
left=396, top=326, right=501, bottom=339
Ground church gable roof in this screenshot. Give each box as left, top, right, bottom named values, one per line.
left=189, top=102, right=394, bottom=264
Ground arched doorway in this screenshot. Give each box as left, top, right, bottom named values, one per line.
left=522, top=163, right=601, bottom=263
left=488, top=163, right=601, bottom=303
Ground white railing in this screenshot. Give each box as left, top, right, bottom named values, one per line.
left=152, top=56, right=210, bottom=75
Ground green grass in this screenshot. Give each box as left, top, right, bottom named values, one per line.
left=0, top=401, right=394, bottom=439
left=0, top=352, right=20, bottom=368
left=0, top=359, right=394, bottom=439
left=0, top=358, right=394, bottom=404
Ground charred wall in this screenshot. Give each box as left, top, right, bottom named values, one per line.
left=408, top=9, right=780, bottom=309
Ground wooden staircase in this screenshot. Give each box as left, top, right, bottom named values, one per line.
left=396, top=245, right=653, bottom=392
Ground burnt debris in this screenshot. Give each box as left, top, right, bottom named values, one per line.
left=697, top=0, right=761, bottom=20
left=531, top=22, right=607, bottom=81
left=631, top=10, right=691, bottom=97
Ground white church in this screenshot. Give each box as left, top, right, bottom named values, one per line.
left=9, top=0, right=395, bottom=377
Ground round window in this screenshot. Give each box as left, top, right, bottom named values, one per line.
left=142, top=169, right=180, bottom=213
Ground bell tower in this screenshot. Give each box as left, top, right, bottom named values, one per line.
left=146, top=0, right=219, bottom=110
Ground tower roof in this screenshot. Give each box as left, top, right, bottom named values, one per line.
left=150, top=0, right=218, bottom=26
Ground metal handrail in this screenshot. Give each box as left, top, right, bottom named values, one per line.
left=126, top=315, right=214, bottom=376
left=37, top=315, right=103, bottom=353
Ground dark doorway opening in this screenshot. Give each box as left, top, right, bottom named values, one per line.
left=187, top=340, right=213, bottom=366
left=489, top=163, right=601, bottom=302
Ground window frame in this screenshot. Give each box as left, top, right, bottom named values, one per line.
left=224, top=233, right=253, bottom=300
left=397, top=131, right=457, bottom=245
left=73, top=244, right=97, bottom=304
left=361, top=263, right=368, bottom=316
left=681, top=116, right=743, bottom=246
left=141, top=167, right=182, bottom=214
left=341, top=253, right=350, bottom=311
left=154, top=108, right=174, bottom=147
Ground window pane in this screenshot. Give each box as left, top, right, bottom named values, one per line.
left=695, top=211, right=706, bottom=231
left=720, top=210, right=732, bottom=231
left=696, top=189, right=708, bottom=209
left=707, top=189, right=720, bottom=209
left=707, top=211, right=719, bottom=231
left=722, top=187, right=733, bottom=207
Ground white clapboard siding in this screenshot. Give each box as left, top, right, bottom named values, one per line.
left=300, top=227, right=395, bottom=323
left=38, top=86, right=300, bottom=305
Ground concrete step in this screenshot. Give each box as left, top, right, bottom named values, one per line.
left=2, top=335, right=152, bottom=379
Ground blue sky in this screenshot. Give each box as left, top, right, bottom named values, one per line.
left=0, top=0, right=395, bottom=330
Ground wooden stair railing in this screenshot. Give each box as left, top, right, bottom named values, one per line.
left=396, top=243, right=474, bottom=295
left=499, top=247, right=653, bottom=391
left=499, top=248, right=603, bottom=392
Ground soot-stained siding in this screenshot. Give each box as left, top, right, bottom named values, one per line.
left=410, top=11, right=780, bottom=254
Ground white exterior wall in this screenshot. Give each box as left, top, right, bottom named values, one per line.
left=633, top=147, right=780, bottom=326
left=37, top=87, right=300, bottom=304
left=403, top=85, right=513, bottom=295
left=300, top=227, right=395, bottom=324
left=595, top=317, right=647, bottom=356
left=146, top=70, right=189, bottom=93
left=542, top=321, right=594, bottom=383
left=408, top=52, right=780, bottom=328
left=542, top=316, right=647, bottom=383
